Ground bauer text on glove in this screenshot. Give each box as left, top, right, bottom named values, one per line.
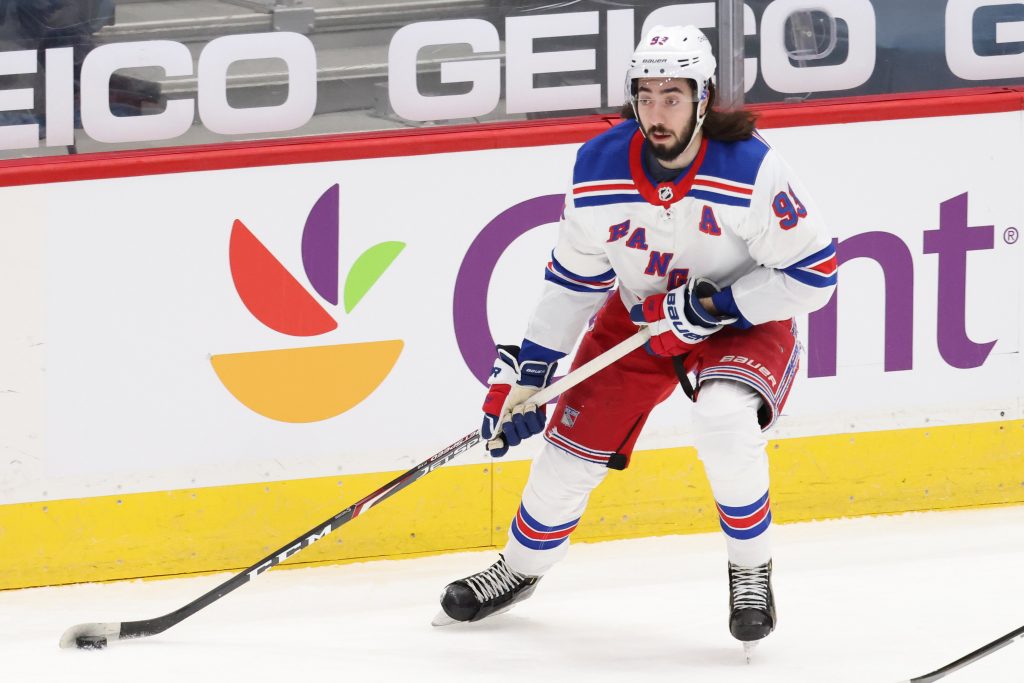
left=480, top=345, right=557, bottom=457
left=628, top=277, right=737, bottom=357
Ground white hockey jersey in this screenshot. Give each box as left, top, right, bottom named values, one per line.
left=521, top=119, right=837, bottom=362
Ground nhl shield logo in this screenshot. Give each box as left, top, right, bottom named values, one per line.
left=561, top=406, right=580, bottom=428
left=658, top=186, right=674, bottom=201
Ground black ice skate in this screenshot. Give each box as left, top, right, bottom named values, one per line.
left=431, top=555, right=540, bottom=626
left=728, top=560, right=776, bottom=662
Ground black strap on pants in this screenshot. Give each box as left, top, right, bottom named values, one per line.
left=672, top=355, right=696, bottom=402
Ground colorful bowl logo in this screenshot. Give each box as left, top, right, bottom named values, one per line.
left=211, top=184, right=405, bottom=423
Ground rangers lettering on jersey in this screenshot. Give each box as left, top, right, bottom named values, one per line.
left=517, top=119, right=836, bottom=364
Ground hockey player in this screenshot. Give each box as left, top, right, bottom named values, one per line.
left=436, top=25, right=837, bottom=652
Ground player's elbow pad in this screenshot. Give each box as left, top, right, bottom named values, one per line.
left=804, top=281, right=837, bottom=315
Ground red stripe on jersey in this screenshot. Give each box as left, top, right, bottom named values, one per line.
left=809, top=255, right=838, bottom=275
left=573, top=183, right=635, bottom=195
left=692, top=178, right=753, bottom=195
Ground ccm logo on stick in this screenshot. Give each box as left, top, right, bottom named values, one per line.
left=245, top=522, right=333, bottom=582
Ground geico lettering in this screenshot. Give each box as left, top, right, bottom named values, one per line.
left=760, top=0, right=876, bottom=93
left=946, top=0, right=1024, bottom=80
left=386, top=5, right=881, bottom=121
left=505, top=12, right=600, bottom=113
left=0, top=32, right=316, bottom=150
left=389, top=14, right=600, bottom=121
left=388, top=19, right=501, bottom=120
left=0, top=50, right=42, bottom=150
left=81, top=40, right=194, bottom=144
left=198, top=32, right=316, bottom=135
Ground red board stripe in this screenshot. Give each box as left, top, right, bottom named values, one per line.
left=0, top=87, right=1019, bottom=188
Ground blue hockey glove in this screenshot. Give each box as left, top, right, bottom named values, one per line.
left=480, top=345, right=557, bottom=457
left=629, top=277, right=737, bottom=357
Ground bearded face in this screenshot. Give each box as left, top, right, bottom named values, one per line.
left=644, top=120, right=696, bottom=162
left=634, top=77, right=702, bottom=166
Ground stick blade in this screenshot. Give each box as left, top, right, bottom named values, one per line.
left=59, top=622, right=121, bottom=649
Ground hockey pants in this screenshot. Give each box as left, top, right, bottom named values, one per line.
left=503, top=380, right=771, bottom=576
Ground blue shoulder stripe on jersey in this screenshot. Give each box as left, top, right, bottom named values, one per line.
left=572, top=120, right=638, bottom=186
left=686, top=189, right=751, bottom=208
left=789, top=242, right=837, bottom=269
left=574, top=194, right=647, bottom=209
left=550, top=254, right=615, bottom=284
left=545, top=269, right=615, bottom=292
left=698, top=136, right=770, bottom=187
left=781, top=242, right=838, bottom=288
left=519, top=339, right=566, bottom=364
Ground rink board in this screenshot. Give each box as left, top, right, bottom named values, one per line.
left=0, top=419, right=1020, bottom=590
left=1, top=91, right=1023, bottom=589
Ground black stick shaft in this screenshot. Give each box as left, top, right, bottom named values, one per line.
left=908, top=624, right=1024, bottom=683
left=97, top=329, right=648, bottom=643
left=118, top=430, right=481, bottom=640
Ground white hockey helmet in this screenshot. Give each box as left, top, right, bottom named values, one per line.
left=626, top=25, right=717, bottom=102
left=625, top=25, right=717, bottom=144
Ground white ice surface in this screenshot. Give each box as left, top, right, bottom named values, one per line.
left=2, top=505, right=1023, bottom=683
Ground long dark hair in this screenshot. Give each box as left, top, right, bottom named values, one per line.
left=620, top=82, right=758, bottom=142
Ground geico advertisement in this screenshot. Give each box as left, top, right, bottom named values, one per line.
left=389, top=0, right=1024, bottom=122
left=0, top=112, right=1021, bottom=505
left=1, top=0, right=1023, bottom=151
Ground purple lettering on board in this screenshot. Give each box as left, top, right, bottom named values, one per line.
left=453, top=195, right=564, bottom=385
left=807, top=233, right=915, bottom=378
left=923, top=193, right=995, bottom=369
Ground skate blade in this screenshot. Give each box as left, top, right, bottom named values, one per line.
left=431, top=610, right=460, bottom=627
left=431, top=602, right=519, bottom=628
left=742, top=640, right=759, bottom=664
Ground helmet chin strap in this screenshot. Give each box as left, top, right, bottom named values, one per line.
left=629, top=95, right=646, bottom=139
left=681, top=100, right=708, bottom=152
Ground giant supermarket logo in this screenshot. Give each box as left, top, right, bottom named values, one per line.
left=453, top=192, right=1005, bottom=386
left=210, top=184, right=404, bottom=423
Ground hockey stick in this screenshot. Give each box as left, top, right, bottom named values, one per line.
left=898, top=623, right=1024, bottom=683
left=59, top=326, right=652, bottom=650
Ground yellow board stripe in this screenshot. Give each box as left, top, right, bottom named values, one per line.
left=1, top=420, right=1021, bottom=591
